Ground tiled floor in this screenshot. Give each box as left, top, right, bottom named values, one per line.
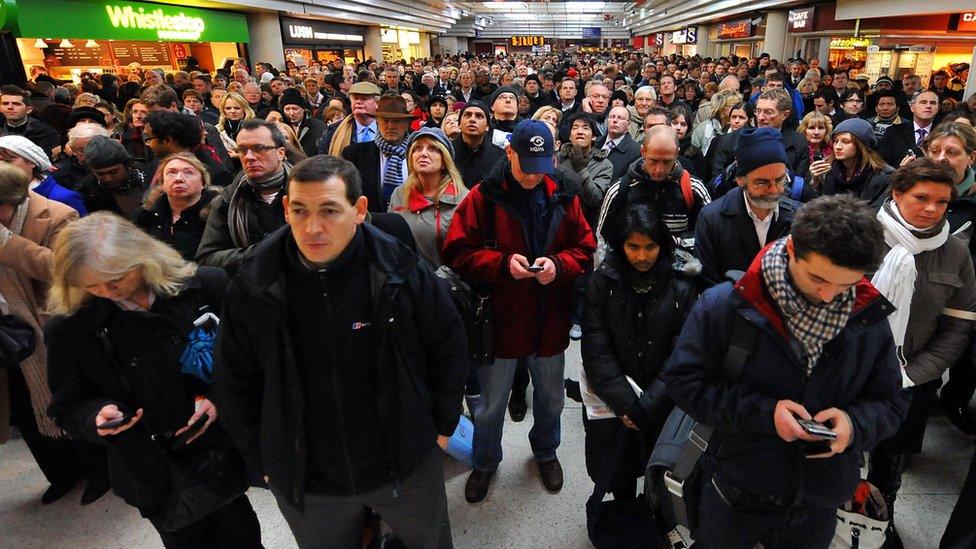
left=1, top=342, right=969, bottom=548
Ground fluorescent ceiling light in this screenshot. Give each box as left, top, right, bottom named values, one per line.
left=33, top=38, right=48, bottom=49
left=59, top=39, right=73, bottom=47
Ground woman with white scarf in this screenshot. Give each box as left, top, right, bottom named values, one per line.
left=868, top=157, right=976, bottom=545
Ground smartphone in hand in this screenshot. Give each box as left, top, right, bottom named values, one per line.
left=797, top=419, right=837, bottom=440
left=97, top=414, right=132, bottom=430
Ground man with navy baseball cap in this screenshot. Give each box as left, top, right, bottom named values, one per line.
left=443, top=118, right=596, bottom=503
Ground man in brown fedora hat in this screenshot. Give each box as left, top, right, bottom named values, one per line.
left=341, top=94, right=416, bottom=212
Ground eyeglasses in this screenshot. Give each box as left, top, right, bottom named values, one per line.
left=142, top=134, right=157, bottom=143
left=749, top=174, right=790, bottom=190
left=237, top=143, right=279, bottom=155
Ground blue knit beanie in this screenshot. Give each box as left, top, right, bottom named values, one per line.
left=735, top=127, right=789, bottom=176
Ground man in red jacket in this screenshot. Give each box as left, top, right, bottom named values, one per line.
left=443, top=119, right=596, bottom=504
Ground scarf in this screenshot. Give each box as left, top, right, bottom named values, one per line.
left=761, top=238, right=856, bottom=376
left=872, top=199, right=950, bottom=372
left=226, top=166, right=288, bottom=247
left=98, top=167, right=147, bottom=195
left=957, top=166, right=975, bottom=197
left=375, top=135, right=407, bottom=209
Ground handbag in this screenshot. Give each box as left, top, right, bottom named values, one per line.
left=586, top=426, right=661, bottom=549
left=157, top=444, right=247, bottom=532
left=0, top=314, right=35, bottom=369
left=830, top=480, right=890, bottom=549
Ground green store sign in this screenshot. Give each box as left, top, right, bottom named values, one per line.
left=10, top=0, right=249, bottom=43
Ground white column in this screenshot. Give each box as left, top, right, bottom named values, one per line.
left=763, top=11, right=789, bottom=61
left=365, top=25, right=383, bottom=63
left=245, top=13, right=285, bottom=70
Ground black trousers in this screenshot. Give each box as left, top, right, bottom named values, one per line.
left=150, top=494, right=262, bottom=549
left=941, top=447, right=976, bottom=549
left=8, top=364, right=78, bottom=486
left=941, top=343, right=976, bottom=406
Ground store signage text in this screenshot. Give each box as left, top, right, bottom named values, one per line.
left=953, top=12, right=976, bottom=31
left=829, top=37, right=871, bottom=50
left=671, top=26, right=697, bottom=45
left=105, top=4, right=205, bottom=41
left=287, top=24, right=363, bottom=42
left=510, top=36, right=544, bottom=47
left=717, top=20, right=752, bottom=40
left=788, top=8, right=815, bottom=32
left=654, top=34, right=663, bottom=47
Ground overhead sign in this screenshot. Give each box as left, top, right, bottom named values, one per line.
left=788, top=8, right=815, bottom=32
left=281, top=17, right=364, bottom=45
left=829, top=37, right=872, bottom=49
left=951, top=12, right=976, bottom=31
left=582, top=27, right=601, bottom=39
left=671, top=26, right=697, bottom=45
left=654, top=33, right=663, bottom=47
left=531, top=44, right=551, bottom=53
left=717, top=19, right=752, bottom=40
left=510, top=35, right=544, bottom=47
left=12, top=0, right=249, bottom=42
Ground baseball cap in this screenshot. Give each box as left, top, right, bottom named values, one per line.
left=509, top=119, right=555, bottom=175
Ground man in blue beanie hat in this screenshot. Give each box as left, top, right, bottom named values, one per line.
left=695, top=126, right=802, bottom=286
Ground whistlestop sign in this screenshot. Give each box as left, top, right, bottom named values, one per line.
left=105, top=4, right=207, bottom=41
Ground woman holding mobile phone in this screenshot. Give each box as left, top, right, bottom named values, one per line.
left=45, top=213, right=261, bottom=548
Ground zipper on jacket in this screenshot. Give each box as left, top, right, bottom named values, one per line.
left=324, top=290, right=358, bottom=494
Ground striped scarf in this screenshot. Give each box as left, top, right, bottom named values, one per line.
left=761, top=238, right=856, bottom=377
left=375, top=135, right=407, bottom=210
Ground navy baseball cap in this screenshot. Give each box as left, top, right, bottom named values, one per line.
left=509, top=119, right=555, bottom=175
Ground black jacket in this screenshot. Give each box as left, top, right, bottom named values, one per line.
left=598, top=133, right=642, bottom=181
left=293, top=116, right=327, bottom=158
left=342, top=140, right=389, bottom=213
left=695, top=186, right=798, bottom=287
left=214, top=224, right=467, bottom=509
left=582, top=254, right=698, bottom=430
left=0, top=117, right=60, bottom=158
left=878, top=121, right=925, bottom=168
left=135, top=188, right=219, bottom=260
left=46, top=268, right=240, bottom=511
left=711, top=127, right=811, bottom=182
left=452, top=136, right=504, bottom=189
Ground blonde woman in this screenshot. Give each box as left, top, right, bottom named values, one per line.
left=216, top=92, right=255, bottom=159
left=45, top=212, right=261, bottom=546
left=532, top=105, right=562, bottom=129
left=72, top=92, right=98, bottom=108
left=441, top=111, right=460, bottom=140
left=388, top=127, right=468, bottom=267
left=270, top=120, right=309, bottom=166
left=799, top=111, right=833, bottom=165
left=690, top=89, right=741, bottom=156
left=136, top=152, right=218, bottom=260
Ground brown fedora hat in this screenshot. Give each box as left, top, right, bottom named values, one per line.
left=372, top=95, right=417, bottom=119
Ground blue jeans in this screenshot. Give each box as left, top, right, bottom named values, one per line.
left=472, top=353, right=565, bottom=472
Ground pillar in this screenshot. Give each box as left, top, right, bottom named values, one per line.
left=762, top=11, right=788, bottom=62
left=695, top=24, right=711, bottom=58
left=419, top=33, right=432, bottom=59
left=245, top=13, right=285, bottom=69
left=365, top=25, right=383, bottom=63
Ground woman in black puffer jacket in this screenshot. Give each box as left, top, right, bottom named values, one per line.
left=581, top=203, right=699, bottom=500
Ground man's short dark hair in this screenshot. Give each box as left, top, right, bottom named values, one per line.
left=239, top=119, right=286, bottom=148
left=565, top=112, right=598, bottom=136
left=872, top=90, right=898, bottom=102
left=791, top=195, right=885, bottom=272
left=0, top=85, right=30, bottom=105
left=287, top=154, right=362, bottom=206
left=831, top=68, right=849, bottom=77
left=888, top=157, right=957, bottom=199
left=145, top=111, right=201, bottom=149
left=141, top=83, right=179, bottom=109
left=326, top=72, right=344, bottom=89
left=193, top=74, right=212, bottom=85
left=644, top=106, right=669, bottom=123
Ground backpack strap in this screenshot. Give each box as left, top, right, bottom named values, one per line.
left=663, top=312, right=757, bottom=528
left=679, top=169, right=694, bottom=211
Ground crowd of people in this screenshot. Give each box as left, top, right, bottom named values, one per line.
left=1, top=48, right=975, bottom=549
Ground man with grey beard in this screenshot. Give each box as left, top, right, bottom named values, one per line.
left=695, top=127, right=799, bottom=286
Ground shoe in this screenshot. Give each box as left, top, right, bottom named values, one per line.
left=569, top=324, right=583, bottom=341
left=508, top=394, right=527, bottom=422
left=80, top=479, right=110, bottom=505
left=465, top=470, right=494, bottom=503
left=941, top=396, right=976, bottom=435
left=538, top=458, right=563, bottom=492
left=565, top=378, right=582, bottom=403
left=41, top=481, right=76, bottom=505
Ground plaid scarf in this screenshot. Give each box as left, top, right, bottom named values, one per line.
left=761, top=238, right=856, bottom=376
left=375, top=135, right=407, bottom=210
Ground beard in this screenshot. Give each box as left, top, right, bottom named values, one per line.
left=748, top=192, right=783, bottom=210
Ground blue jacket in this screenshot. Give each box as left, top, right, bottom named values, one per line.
left=33, top=174, right=87, bottom=216
left=663, top=246, right=910, bottom=508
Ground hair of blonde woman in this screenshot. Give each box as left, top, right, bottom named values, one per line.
left=926, top=121, right=976, bottom=155
left=710, top=89, right=743, bottom=124
left=440, top=111, right=459, bottom=132
left=532, top=105, right=562, bottom=125
left=217, top=92, right=255, bottom=128
left=73, top=92, right=98, bottom=108
left=402, top=135, right=466, bottom=204
left=145, top=151, right=211, bottom=208
left=799, top=111, right=834, bottom=140
left=321, top=105, right=345, bottom=124
left=0, top=162, right=29, bottom=206
left=46, top=212, right=197, bottom=316
left=797, top=77, right=816, bottom=94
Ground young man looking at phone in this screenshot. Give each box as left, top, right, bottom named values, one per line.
left=664, top=195, right=910, bottom=548
left=443, top=119, right=596, bottom=503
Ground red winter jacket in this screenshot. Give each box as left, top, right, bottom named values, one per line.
left=442, top=160, right=595, bottom=359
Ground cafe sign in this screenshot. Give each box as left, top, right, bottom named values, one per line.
left=951, top=12, right=976, bottom=32
left=717, top=19, right=752, bottom=40
left=11, top=0, right=249, bottom=43
left=510, top=36, right=544, bottom=47
left=829, top=37, right=871, bottom=50
left=788, top=8, right=815, bottom=32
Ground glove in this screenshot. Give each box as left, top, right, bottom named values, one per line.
left=569, top=145, right=589, bottom=172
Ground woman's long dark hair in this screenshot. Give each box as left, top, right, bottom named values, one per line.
left=610, top=203, right=675, bottom=278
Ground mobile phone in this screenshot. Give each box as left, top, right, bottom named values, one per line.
left=526, top=265, right=545, bottom=273
left=797, top=419, right=837, bottom=440
left=905, top=148, right=917, bottom=159
left=171, top=413, right=210, bottom=450
left=813, top=152, right=824, bottom=162
left=97, top=414, right=132, bottom=430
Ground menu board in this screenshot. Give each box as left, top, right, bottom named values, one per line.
left=110, top=41, right=172, bottom=66
left=44, top=43, right=112, bottom=67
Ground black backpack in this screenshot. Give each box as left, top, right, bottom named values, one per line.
left=645, top=312, right=758, bottom=535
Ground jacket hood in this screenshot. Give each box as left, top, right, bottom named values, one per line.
left=733, top=241, right=892, bottom=340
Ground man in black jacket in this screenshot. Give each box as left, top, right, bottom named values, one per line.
left=341, top=95, right=414, bottom=213
left=598, top=105, right=641, bottom=180
left=452, top=101, right=504, bottom=188
left=696, top=127, right=799, bottom=286
left=878, top=90, right=940, bottom=169
left=215, top=155, right=465, bottom=549
left=280, top=91, right=326, bottom=158
left=0, top=85, right=59, bottom=159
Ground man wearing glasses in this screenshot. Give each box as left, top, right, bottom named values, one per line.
left=196, top=119, right=290, bottom=273
left=695, top=127, right=800, bottom=286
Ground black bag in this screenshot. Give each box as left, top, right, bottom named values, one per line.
left=0, top=314, right=35, bottom=369
left=645, top=313, right=757, bottom=533
left=435, top=198, right=496, bottom=367
left=157, top=445, right=247, bottom=532
left=587, top=426, right=662, bottom=549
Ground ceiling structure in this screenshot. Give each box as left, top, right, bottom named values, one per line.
left=448, top=1, right=635, bottom=38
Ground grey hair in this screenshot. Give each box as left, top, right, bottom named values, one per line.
left=634, top=85, right=657, bottom=101
left=67, top=123, right=110, bottom=147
